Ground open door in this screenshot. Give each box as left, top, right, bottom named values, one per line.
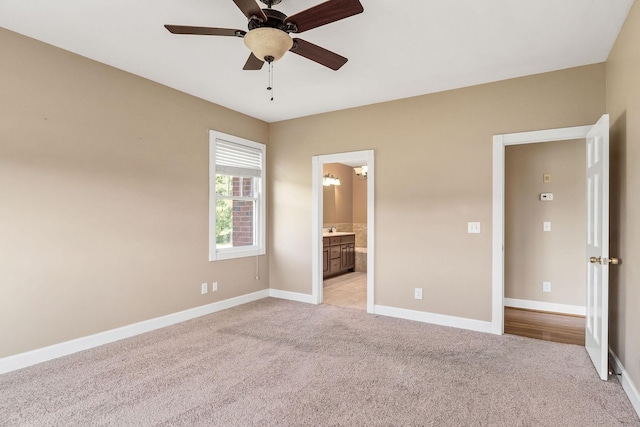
left=585, top=114, right=616, bottom=381
left=493, top=114, right=618, bottom=381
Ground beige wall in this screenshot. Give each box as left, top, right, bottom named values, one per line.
left=505, top=140, right=586, bottom=306
left=606, top=0, right=640, bottom=399
left=353, top=168, right=367, bottom=224
left=322, top=163, right=353, bottom=226
left=269, top=64, right=605, bottom=321
left=0, top=29, right=270, bottom=358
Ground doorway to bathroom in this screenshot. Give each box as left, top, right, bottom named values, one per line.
left=311, top=150, right=374, bottom=313
left=322, top=161, right=367, bottom=310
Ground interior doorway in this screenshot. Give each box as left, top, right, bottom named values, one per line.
left=321, top=161, right=368, bottom=310
left=493, top=115, right=612, bottom=380
left=503, top=139, right=587, bottom=344
left=492, top=124, right=592, bottom=334
left=311, top=150, right=375, bottom=313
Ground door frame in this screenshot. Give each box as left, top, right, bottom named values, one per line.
left=492, top=125, right=592, bottom=334
left=311, top=150, right=375, bottom=313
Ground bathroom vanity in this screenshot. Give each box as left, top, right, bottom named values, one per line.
left=322, top=232, right=355, bottom=278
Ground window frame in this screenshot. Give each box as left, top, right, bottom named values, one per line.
left=209, top=130, right=266, bottom=261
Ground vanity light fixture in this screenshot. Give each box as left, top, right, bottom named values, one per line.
left=354, top=165, right=368, bottom=180
left=323, top=173, right=341, bottom=186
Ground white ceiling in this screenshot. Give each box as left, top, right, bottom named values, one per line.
left=0, top=0, right=634, bottom=123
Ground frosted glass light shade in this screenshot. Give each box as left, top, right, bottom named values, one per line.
left=244, top=27, right=293, bottom=62
left=322, top=173, right=341, bottom=186
left=354, top=165, right=368, bottom=178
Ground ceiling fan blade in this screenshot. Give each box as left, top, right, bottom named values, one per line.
left=243, top=53, right=265, bottom=70
left=290, top=38, right=348, bottom=70
left=285, top=0, right=363, bottom=33
left=164, top=25, right=245, bottom=37
left=233, top=0, right=267, bottom=22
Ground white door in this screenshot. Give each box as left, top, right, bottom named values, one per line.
left=585, top=114, right=613, bottom=381
left=493, top=116, right=616, bottom=379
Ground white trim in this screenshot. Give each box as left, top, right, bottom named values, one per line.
left=503, top=298, right=586, bottom=316
left=492, top=124, right=592, bottom=336
left=311, top=156, right=322, bottom=305
left=501, top=126, right=592, bottom=145
left=0, top=289, right=270, bottom=375
left=268, top=289, right=315, bottom=304
left=374, top=305, right=492, bottom=334
left=311, top=150, right=375, bottom=314
left=492, top=135, right=505, bottom=334
left=366, top=154, right=375, bottom=314
left=609, top=348, right=640, bottom=418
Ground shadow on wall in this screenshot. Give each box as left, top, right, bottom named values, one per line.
left=609, top=110, right=626, bottom=352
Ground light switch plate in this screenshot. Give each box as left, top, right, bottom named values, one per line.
left=201, top=283, right=208, bottom=294
left=543, top=221, right=551, bottom=232
left=467, top=222, right=481, bottom=234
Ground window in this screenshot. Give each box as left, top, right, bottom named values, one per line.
left=209, top=130, right=265, bottom=261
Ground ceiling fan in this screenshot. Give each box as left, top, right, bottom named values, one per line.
left=164, top=0, right=364, bottom=71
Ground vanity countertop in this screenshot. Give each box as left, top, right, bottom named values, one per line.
left=323, top=232, right=355, bottom=237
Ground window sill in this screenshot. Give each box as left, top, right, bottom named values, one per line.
left=210, top=247, right=265, bottom=261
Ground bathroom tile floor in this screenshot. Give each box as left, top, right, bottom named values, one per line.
left=323, top=272, right=366, bottom=310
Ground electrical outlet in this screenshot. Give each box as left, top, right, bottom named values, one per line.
left=212, top=282, right=218, bottom=292
left=543, top=221, right=551, bottom=232
left=414, top=288, right=423, bottom=300
left=201, top=283, right=208, bottom=295
left=543, top=281, right=551, bottom=293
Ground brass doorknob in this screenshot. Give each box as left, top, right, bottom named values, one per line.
left=589, top=256, right=620, bottom=265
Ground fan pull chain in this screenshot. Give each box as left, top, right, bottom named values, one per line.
left=267, top=61, right=274, bottom=101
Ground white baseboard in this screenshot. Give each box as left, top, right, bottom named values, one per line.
left=269, top=289, right=315, bottom=304
left=373, top=305, right=493, bottom=334
left=504, top=298, right=586, bottom=316
left=609, top=348, right=640, bottom=418
left=0, top=289, right=271, bottom=375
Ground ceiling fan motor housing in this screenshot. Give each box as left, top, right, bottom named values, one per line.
left=259, top=0, right=282, bottom=6
left=248, top=8, right=296, bottom=33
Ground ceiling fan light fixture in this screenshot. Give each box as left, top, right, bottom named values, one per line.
left=244, top=27, right=293, bottom=62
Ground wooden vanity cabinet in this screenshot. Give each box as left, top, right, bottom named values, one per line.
left=323, top=234, right=356, bottom=278
left=323, top=238, right=330, bottom=275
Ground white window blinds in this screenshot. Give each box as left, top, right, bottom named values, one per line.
left=215, top=138, right=262, bottom=178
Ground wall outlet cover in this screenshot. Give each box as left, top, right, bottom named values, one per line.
left=467, top=222, right=481, bottom=234
left=414, top=288, right=423, bottom=300
left=201, top=283, right=208, bottom=294
left=543, top=281, right=551, bottom=293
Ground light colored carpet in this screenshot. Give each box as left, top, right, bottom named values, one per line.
left=1, top=298, right=638, bottom=426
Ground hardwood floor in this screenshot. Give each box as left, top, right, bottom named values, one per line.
left=504, top=307, right=585, bottom=346
left=322, top=282, right=585, bottom=346
left=323, top=272, right=366, bottom=310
